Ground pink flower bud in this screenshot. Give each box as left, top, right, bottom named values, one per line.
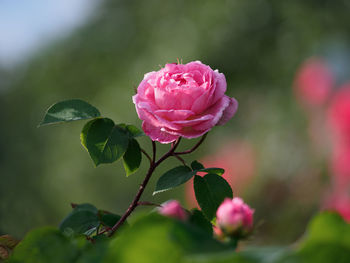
left=158, top=200, right=187, bottom=221
left=216, top=197, right=254, bottom=237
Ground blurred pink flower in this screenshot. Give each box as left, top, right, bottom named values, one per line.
left=158, top=200, right=187, bottom=221
left=185, top=141, right=256, bottom=207
left=323, top=191, right=350, bottom=223
left=330, top=143, right=350, bottom=186
left=294, top=57, right=333, bottom=108
left=327, top=83, right=350, bottom=140
left=133, top=61, right=238, bottom=143
left=216, top=197, right=254, bottom=236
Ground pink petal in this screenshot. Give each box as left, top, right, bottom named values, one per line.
left=142, top=122, right=178, bottom=144
left=217, top=97, right=238, bottom=126
left=193, top=96, right=231, bottom=131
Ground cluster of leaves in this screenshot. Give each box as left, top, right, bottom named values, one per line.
left=39, top=99, right=143, bottom=175
left=5, top=213, right=350, bottom=263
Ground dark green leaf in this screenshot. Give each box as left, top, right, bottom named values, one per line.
left=39, top=99, right=100, bottom=126
left=189, top=209, right=213, bottom=236
left=190, top=161, right=225, bottom=175
left=191, top=160, right=205, bottom=170
left=59, top=210, right=100, bottom=236
left=123, top=138, right=142, bottom=176
left=81, top=118, right=129, bottom=166
left=153, top=166, right=196, bottom=195
left=194, top=174, right=233, bottom=220
left=72, top=203, right=98, bottom=214
left=198, top=168, right=225, bottom=176
left=100, top=213, right=122, bottom=228
left=126, top=125, right=144, bottom=137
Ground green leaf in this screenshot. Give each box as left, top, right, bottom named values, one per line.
left=10, top=227, right=81, bottom=263
left=189, top=209, right=213, bottom=236
left=194, top=174, right=233, bottom=220
left=126, top=125, right=145, bottom=138
left=198, top=168, right=225, bottom=176
left=100, top=213, right=122, bottom=228
left=39, top=99, right=100, bottom=126
left=295, top=212, right=350, bottom=263
left=59, top=211, right=100, bottom=236
left=103, top=214, right=230, bottom=263
left=59, top=204, right=99, bottom=236
left=81, top=118, right=129, bottom=166
left=123, top=138, right=142, bottom=176
left=153, top=166, right=196, bottom=195
left=191, top=160, right=225, bottom=175
left=191, top=161, right=205, bottom=170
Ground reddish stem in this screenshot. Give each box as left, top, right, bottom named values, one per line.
left=108, top=138, right=181, bottom=236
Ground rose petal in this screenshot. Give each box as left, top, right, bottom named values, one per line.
left=142, top=122, right=178, bottom=144
left=217, top=97, right=238, bottom=126
left=193, top=96, right=231, bottom=131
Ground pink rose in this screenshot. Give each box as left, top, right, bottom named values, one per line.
left=158, top=200, right=187, bottom=221
left=133, top=61, right=238, bottom=143
left=216, top=197, right=254, bottom=237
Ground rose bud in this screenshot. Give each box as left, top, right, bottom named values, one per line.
left=133, top=61, right=238, bottom=143
left=158, top=200, right=188, bottom=221
left=216, top=197, right=254, bottom=238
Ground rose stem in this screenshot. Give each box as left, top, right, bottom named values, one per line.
left=174, top=133, right=207, bottom=155
left=140, top=148, right=152, bottom=164
left=108, top=138, right=182, bottom=236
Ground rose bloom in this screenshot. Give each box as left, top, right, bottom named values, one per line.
left=216, top=197, right=254, bottom=237
left=158, top=200, right=187, bottom=221
left=294, top=57, right=333, bottom=108
left=133, top=61, right=238, bottom=143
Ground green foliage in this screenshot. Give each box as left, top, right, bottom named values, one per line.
left=6, top=213, right=350, bottom=262
left=154, top=166, right=195, bottom=195
left=8, top=227, right=82, bottom=263
left=191, top=160, right=205, bottom=170
left=154, top=162, right=225, bottom=195
left=80, top=118, right=129, bottom=167
left=189, top=209, right=213, bottom=236
left=121, top=124, right=145, bottom=138
left=99, top=212, right=122, bottom=228
left=39, top=99, right=101, bottom=126
left=59, top=204, right=100, bottom=236
left=194, top=174, right=233, bottom=220
left=123, top=138, right=142, bottom=176
left=295, top=212, right=350, bottom=263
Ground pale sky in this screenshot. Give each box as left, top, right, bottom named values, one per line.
left=0, top=0, right=98, bottom=67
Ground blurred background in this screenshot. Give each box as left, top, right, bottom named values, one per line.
left=1, top=0, right=350, bottom=245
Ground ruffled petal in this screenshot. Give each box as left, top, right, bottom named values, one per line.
left=217, top=97, right=238, bottom=126
left=193, top=96, right=230, bottom=131
left=142, top=122, right=178, bottom=144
